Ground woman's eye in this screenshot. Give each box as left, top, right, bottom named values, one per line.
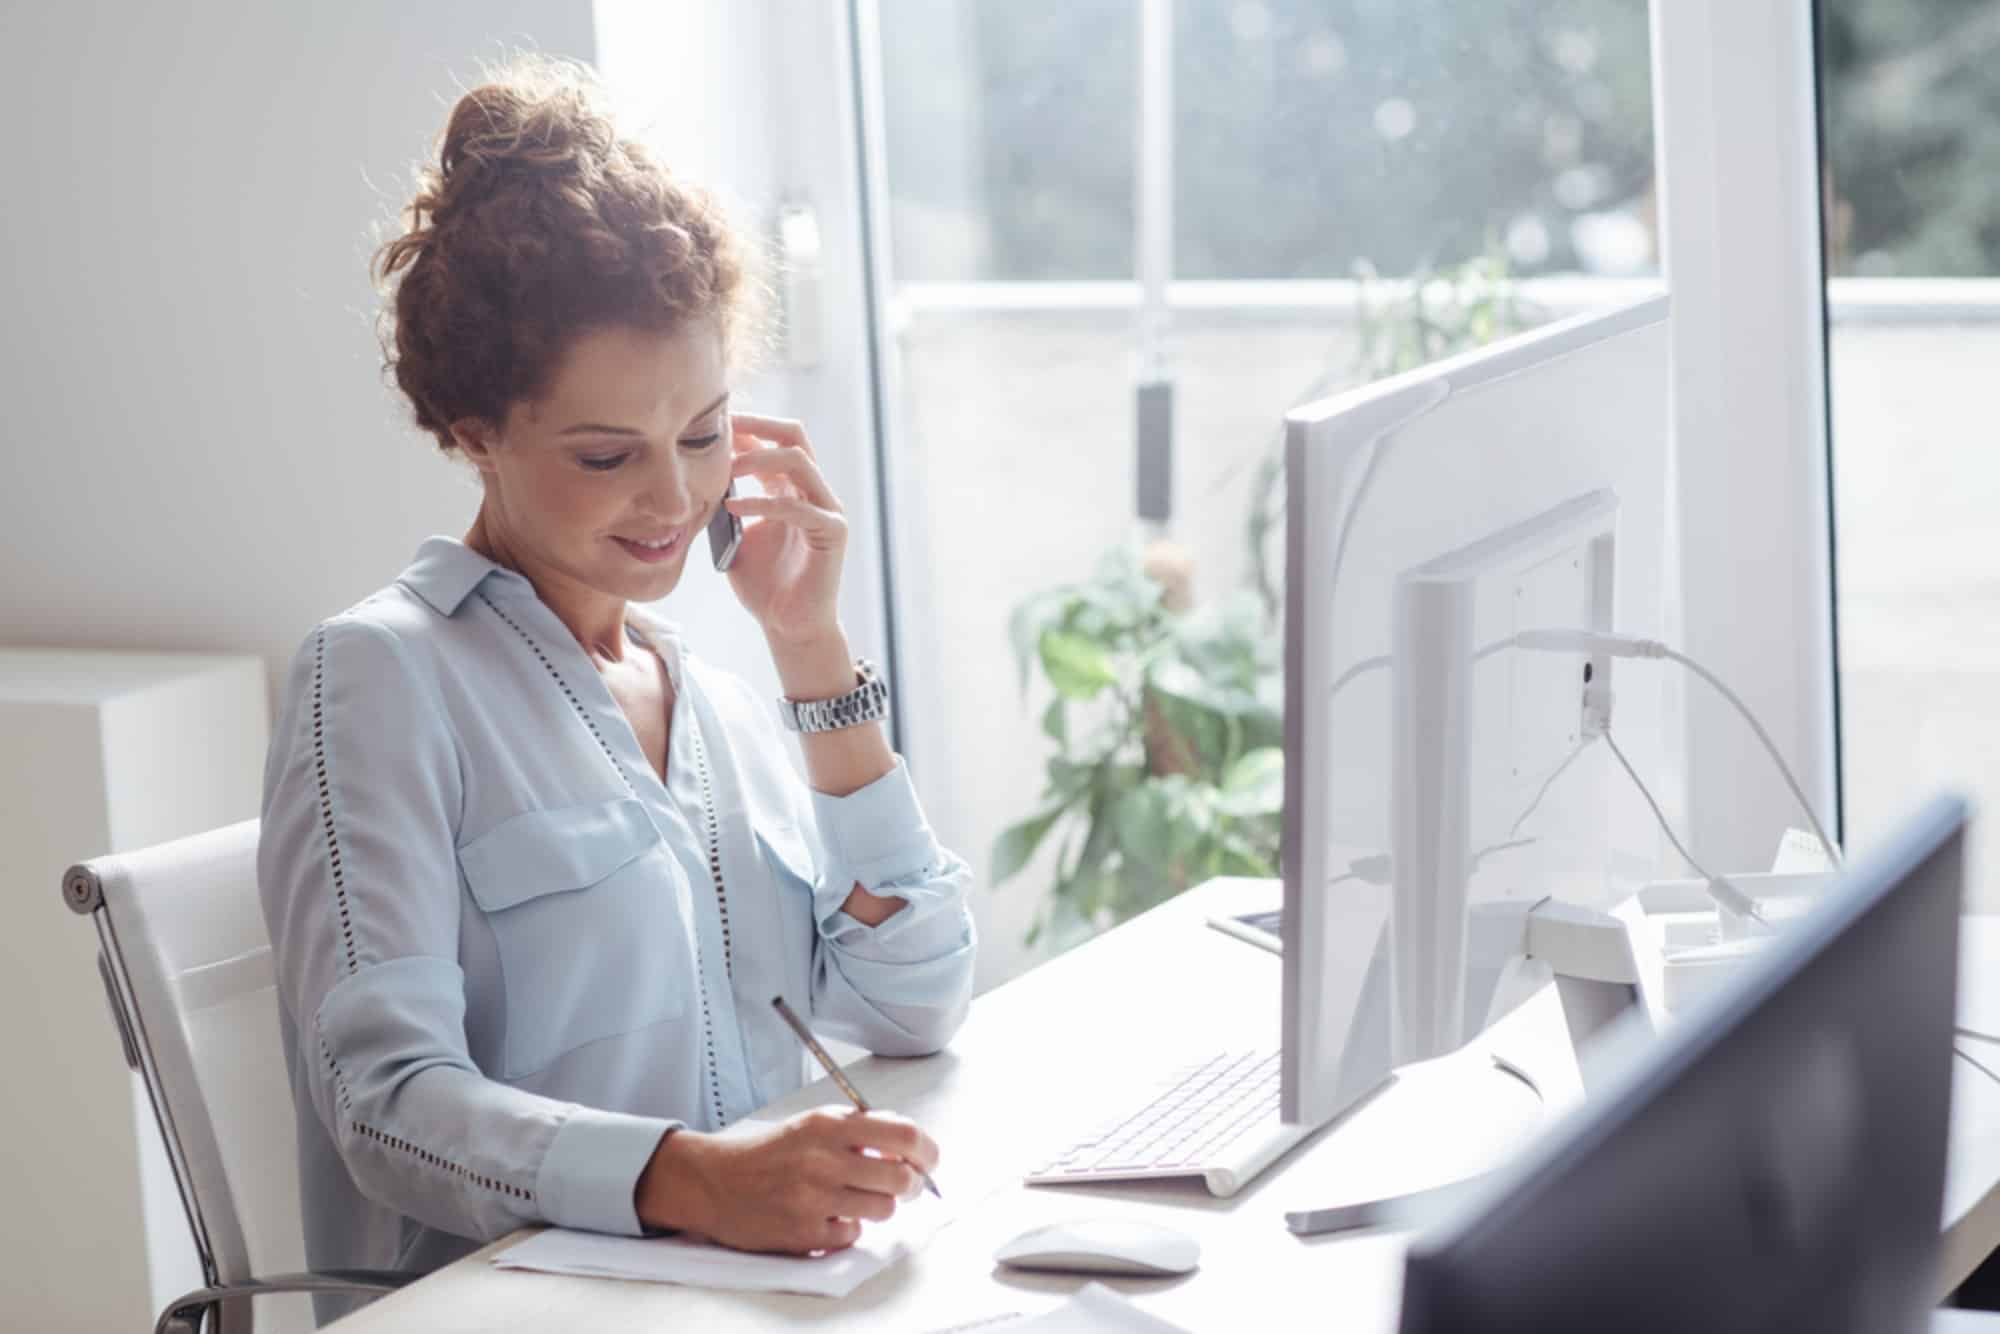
left=579, top=453, right=631, bottom=472
left=680, top=433, right=721, bottom=451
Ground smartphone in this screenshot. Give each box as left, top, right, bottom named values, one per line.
left=708, top=479, right=743, bottom=571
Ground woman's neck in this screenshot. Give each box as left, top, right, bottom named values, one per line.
left=464, top=510, right=631, bottom=664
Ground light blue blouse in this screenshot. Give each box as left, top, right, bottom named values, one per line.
left=257, top=537, right=976, bottom=1319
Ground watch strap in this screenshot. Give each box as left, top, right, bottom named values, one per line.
left=779, top=658, right=890, bottom=733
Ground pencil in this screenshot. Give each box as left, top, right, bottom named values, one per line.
left=770, top=994, right=943, bottom=1200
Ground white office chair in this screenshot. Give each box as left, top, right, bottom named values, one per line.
left=63, top=820, right=417, bottom=1334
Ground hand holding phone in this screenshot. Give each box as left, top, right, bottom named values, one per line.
left=708, top=480, right=744, bottom=571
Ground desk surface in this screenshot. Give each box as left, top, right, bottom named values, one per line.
left=329, top=882, right=2000, bottom=1332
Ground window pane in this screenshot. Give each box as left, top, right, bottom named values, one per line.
left=873, top=1, right=1657, bottom=990
left=881, top=3, right=1136, bottom=280
left=1176, top=1, right=1656, bottom=280
left=1821, top=1, right=2000, bottom=900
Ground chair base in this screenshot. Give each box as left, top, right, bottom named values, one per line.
left=155, top=1269, right=418, bottom=1334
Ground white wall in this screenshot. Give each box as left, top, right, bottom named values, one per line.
left=0, top=1, right=584, bottom=685
left=0, top=2, right=869, bottom=715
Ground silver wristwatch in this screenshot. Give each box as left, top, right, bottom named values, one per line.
left=778, top=658, right=891, bottom=733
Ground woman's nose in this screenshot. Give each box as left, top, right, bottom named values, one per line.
left=635, top=450, right=697, bottom=522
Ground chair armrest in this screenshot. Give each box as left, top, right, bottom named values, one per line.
left=154, top=1269, right=423, bottom=1334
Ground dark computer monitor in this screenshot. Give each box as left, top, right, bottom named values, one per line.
left=1399, top=793, right=1968, bottom=1334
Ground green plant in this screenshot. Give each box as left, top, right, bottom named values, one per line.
left=996, top=251, right=1536, bottom=950
left=992, top=546, right=1284, bottom=948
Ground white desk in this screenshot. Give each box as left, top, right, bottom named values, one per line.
left=327, top=882, right=2000, bottom=1332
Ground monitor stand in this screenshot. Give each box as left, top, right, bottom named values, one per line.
left=1286, top=897, right=1644, bottom=1237
left=1444, top=895, right=1646, bottom=1092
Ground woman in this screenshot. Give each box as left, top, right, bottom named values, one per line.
left=256, top=56, right=976, bottom=1317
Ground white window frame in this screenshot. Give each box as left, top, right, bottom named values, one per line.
left=1650, top=0, right=1839, bottom=873
left=594, top=0, right=899, bottom=738
left=775, top=0, right=1842, bottom=878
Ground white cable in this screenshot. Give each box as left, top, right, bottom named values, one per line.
left=1326, top=741, right=1576, bottom=888
left=1329, top=637, right=1518, bottom=706
left=1327, top=654, right=1391, bottom=703
left=1509, top=738, right=1594, bottom=839
left=1659, top=645, right=1843, bottom=870
left=1958, top=1045, right=2000, bottom=1089
left=1514, top=629, right=1844, bottom=870
left=1604, top=727, right=1771, bottom=929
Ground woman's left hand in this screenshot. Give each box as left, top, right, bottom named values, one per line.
left=722, top=414, right=848, bottom=645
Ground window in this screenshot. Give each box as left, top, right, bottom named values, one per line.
left=867, top=0, right=1659, bottom=988
left=1821, top=1, right=2000, bottom=903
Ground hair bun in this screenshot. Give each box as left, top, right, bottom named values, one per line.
left=374, top=53, right=757, bottom=454
left=432, top=64, right=619, bottom=216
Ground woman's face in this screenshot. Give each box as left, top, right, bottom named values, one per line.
left=453, top=322, right=733, bottom=606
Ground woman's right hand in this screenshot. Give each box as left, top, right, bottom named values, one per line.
left=633, top=1106, right=938, bottom=1253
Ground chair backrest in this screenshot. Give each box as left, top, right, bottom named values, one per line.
left=66, top=819, right=308, bottom=1334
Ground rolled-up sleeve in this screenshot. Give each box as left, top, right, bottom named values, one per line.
left=804, top=758, right=977, bottom=1058
left=258, top=615, right=674, bottom=1243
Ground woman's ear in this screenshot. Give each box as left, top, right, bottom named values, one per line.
left=449, top=418, right=501, bottom=474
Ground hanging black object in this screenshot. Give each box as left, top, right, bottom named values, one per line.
left=1135, top=377, right=1174, bottom=523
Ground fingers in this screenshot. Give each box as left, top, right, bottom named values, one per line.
left=723, top=493, right=847, bottom=545
left=832, top=1186, right=901, bottom=1223
left=844, top=1148, right=922, bottom=1200
left=730, top=417, right=838, bottom=510
left=731, top=412, right=816, bottom=458
left=833, top=1110, right=940, bottom=1176
left=813, top=1216, right=863, bottom=1252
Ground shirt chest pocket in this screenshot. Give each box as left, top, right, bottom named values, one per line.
left=458, top=797, right=692, bottom=1079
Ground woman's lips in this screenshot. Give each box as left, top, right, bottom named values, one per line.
left=613, top=530, right=683, bottom=564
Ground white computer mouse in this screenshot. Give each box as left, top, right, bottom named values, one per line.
left=993, top=1218, right=1201, bottom=1277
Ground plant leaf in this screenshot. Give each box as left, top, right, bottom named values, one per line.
left=1039, top=629, right=1118, bottom=700
left=1146, top=685, right=1228, bottom=775
left=1149, top=654, right=1261, bottom=718
left=1114, top=783, right=1175, bottom=867
left=990, top=804, right=1066, bottom=887
left=1217, top=747, right=1285, bottom=817
left=1042, top=696, right=1067, bottom=747
left=1008, top=590, right=1070, bottom=698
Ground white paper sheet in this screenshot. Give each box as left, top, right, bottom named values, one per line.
left=926, top=1283, right=1193, bottom=1334
left=491, top=1195, right=948, bottom=1298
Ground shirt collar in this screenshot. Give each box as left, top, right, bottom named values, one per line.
left=623, top=603, right=690, bottom=690
left=395, top=536, right=526, bottom=616
left=397, top=539, right=692, bottom=685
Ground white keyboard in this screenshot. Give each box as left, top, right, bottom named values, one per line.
left=1024, top=1050, right=1315, bottom=1198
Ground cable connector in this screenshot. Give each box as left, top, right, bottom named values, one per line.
left=1580, top=678, right=1614, bottom=740
left=1513, top=628, right=1668, bottom=659
left=1519, top=625, right=1845, bottom=872
left=1703, top=874, right=1774, bottom=933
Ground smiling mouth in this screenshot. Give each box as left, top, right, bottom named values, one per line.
left=613, top=529, right=684, bottom=564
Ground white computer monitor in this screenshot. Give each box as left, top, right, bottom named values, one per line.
left=1280, top=295, right=1677, bottom=1128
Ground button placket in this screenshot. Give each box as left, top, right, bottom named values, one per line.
left=662, top=667, right=758, bottom=1124
left=480, top=593, right=739, bottom=1127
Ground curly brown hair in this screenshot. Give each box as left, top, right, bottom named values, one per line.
left=374, top=56, right=756, bottom=453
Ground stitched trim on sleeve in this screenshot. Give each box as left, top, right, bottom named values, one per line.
left=319, top=1033, right=533, bottom=1203
left=312, top=630, right=359, bottom=975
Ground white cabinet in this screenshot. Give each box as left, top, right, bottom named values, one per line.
left=0, top=649, right=267, bottom=1332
